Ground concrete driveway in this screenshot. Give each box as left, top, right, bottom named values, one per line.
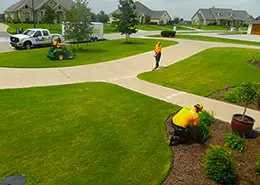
left=0, top=23, right=13, bottom=53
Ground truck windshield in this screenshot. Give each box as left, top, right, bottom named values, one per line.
left=23, top=30, right=35, bottom=36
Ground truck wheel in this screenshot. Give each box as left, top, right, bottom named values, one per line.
left=24, top=42, right=32, bottom=49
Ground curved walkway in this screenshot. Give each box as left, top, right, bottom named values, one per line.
left=0, top=38, right=259, bottom=129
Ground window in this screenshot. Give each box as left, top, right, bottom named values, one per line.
left=25, top=5, right=28, bottom=9
left=43, top=31, right=49, bottom=36
left=34, top=31, right=42, bottom=37
left=23, top=30, right=35, bottom=36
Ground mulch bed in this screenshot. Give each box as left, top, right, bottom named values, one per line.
left=209, top=88, right=259, bottom=111
left=248, top=60, right=260, bottom=68
left=164, top=116, right=260, bottom=185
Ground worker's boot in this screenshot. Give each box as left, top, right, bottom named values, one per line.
left=169, top=136, right=180, bottom=146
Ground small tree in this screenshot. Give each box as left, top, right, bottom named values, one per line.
left=172, top=17, right=181, bottom=25
left=64, top=0, right=92, bottom=50
left=91, top=12, right=97, bottom=22
left=145, top=15, right=151, bottom=24
left=112, top=0, right=139, bottom=43
left=237, top=82, right=260, bottom=120
left=43, top=6, right=56, bottom=30
left=97, top=10, right=109, bottom=23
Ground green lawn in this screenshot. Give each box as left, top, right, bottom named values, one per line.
left=7, top=23, right=62, bottom=34
left=138, top=48, right=260, bottom=96
left=104, top=24, right=118, bottom=34
left=0, top=38, right=177, bottom=68
left=148, top=34, right=260, bottom=47
left=0, top=82, right=180, bottom=185
left=190, top=25, right=230, bottom=30
left=136, top=24, right=192, bottom=31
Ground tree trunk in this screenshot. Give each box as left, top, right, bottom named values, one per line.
left=125, top=33, right=128, bottom=43
left=242, top=102, right=248, bottom=121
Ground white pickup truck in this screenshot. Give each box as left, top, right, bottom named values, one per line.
left=10, top=28, right=63, bottom=49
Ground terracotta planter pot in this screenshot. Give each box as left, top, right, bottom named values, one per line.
left=231, top=114, right=255, bottom=137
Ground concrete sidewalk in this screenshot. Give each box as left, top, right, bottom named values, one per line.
left=0, top=38, right=259, bottom=129
left=110, top=77, right=260, bottom=130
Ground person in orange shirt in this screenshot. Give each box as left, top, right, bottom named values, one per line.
left=169, top=104, right=203, bottom=146
left=153, top=42, right=162, bottom=71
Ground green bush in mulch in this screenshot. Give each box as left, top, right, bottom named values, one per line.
left=204, top=145, right=236, bottom=184
left=224, top=133, right=246, bottom=152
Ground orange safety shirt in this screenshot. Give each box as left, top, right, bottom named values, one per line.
left=154, top=43, right=162, bottom=54
left=172, top=106, right=199, bottom=128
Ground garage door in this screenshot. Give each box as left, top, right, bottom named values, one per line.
left=251, top=24, right=260, bottom=35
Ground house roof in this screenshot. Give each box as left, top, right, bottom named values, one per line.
left=256, top=16, right=260, bottom=20
left=4, top=0, right=74, bottom=12
left=251, top=20, right=260, bottom=24
left=109, top=1, right=171, bottom=19
left=200, top=9, right=215, bottom=20
left=192, top=7, right=252, bottom=21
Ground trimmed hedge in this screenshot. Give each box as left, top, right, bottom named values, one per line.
left=161, top=31, right=176, bottom=38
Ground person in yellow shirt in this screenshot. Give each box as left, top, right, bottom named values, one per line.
left=52, top=37, right=61, bottom=48
left=169, top=104, right=203, bottom=146
left=153, top=42, right=162, bottom=71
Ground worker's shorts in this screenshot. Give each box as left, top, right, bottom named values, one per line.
left=170, top=119, right=190, bottom=141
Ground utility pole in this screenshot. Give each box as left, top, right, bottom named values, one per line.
left=32, top=0, right=36, bottom=28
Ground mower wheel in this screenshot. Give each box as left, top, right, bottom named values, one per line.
left=57, top=53, right=64, bottom=60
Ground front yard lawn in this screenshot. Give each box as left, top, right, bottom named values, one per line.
left=6, top=23, right=62, bottom=34
left=0, top=82, right=180, bottom=185
left=148, top=34, right=260, bottom=47
left=138, top=48, right=260, bottom=96
left=136, top=24, right=193, bottom=31
left=0, top=38, right=177, bottom=68
left=190, top=25, right=236, bottom=30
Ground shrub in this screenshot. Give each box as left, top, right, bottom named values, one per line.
left=257, top=154, right=260, bottom=172
left=196, top=120, right=210, bottom=143
left=199, top=110, right=214, bottom=126
left=204, top=145, right=236, bottom=184
left=161, top=30, right=176, bottom=38
left=189, top=110, right=214, bottom=143
left=224, top=133, right=246, bottom=152
left=224, top=87, right=241, bottom=103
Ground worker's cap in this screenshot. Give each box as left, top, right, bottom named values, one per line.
left=194, top=104, right=203, bottom=111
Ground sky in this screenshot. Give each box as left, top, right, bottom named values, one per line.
left=0, top=0, right=259, bottom=19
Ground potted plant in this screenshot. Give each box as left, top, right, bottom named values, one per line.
left=231, top=82, right=260, bottom=137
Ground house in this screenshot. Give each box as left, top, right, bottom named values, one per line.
left=4, top=0, right=75, bottom=24
left=0, top=14, right=5, bottom=22
left=247, top=18, right=260, bottom=35
left=191, top=7, right=254, bottom=26
left=109, top=1, right=171, bottom=24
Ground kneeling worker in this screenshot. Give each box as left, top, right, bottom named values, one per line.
left=169, top=104, right=203, bottom=145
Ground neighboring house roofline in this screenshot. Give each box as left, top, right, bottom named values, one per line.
left=109, top=1, right=171, bottom=20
